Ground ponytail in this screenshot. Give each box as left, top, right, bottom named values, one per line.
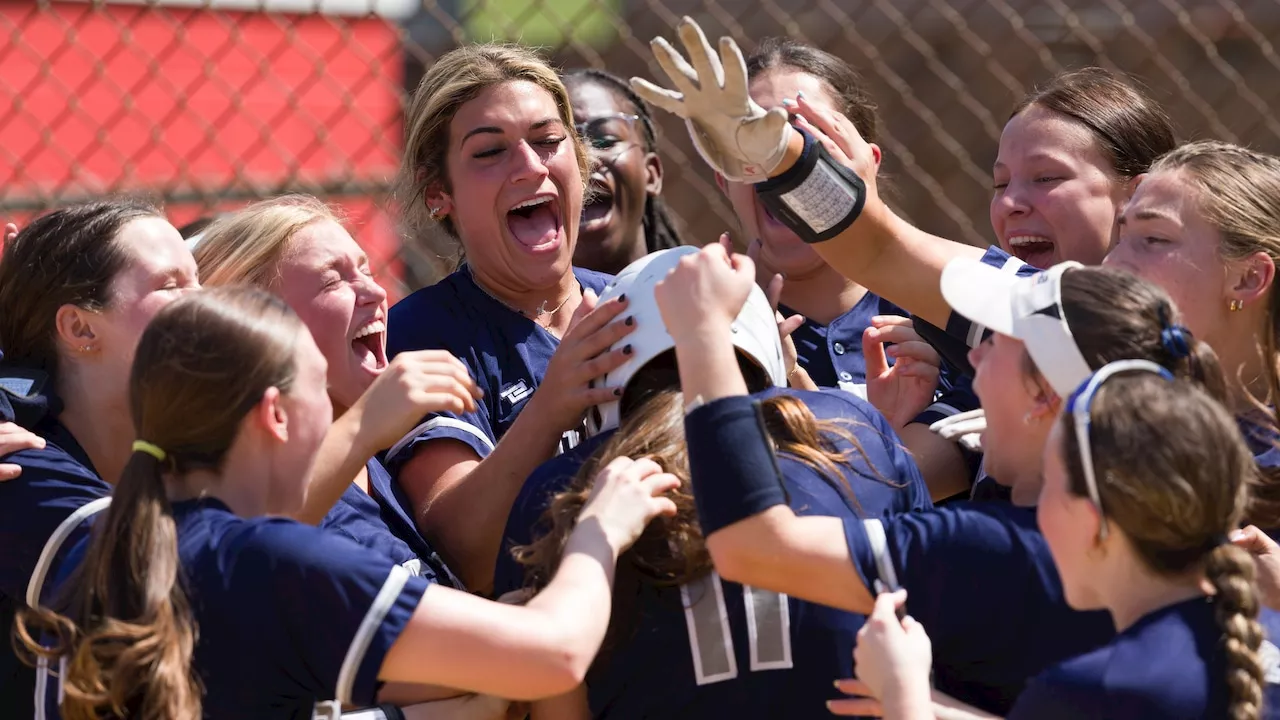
left=16, top=447, right=201, bottom=719
left=1205, top=543, right=1265, bottom=720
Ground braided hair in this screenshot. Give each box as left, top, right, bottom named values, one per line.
left=564, top=68, right=684, bottom=254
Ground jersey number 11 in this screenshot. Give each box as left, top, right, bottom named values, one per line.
left=681, top=571, right=795, bottom=686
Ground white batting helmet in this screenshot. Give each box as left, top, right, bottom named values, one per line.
left=585, top=246, right=787, bottom=437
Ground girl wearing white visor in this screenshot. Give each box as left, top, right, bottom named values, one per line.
left=649, top=243, right=1252, bottom=714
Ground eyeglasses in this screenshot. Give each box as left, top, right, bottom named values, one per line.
left=575, top=113, right=642, bottom=161
left=1068, top=359, right=1173, bottom=540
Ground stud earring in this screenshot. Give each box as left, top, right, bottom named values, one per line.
left=1229, top=299, right=1244, bottom=312
left=79, top=344, right=93, bottom=352
left=428, top=207, right=441, bottom=221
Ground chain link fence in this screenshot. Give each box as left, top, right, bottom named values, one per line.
left=5, top=0, right=1280, bottom=298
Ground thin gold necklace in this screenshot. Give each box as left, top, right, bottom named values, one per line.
left=467, top=265, right=578, bottom=321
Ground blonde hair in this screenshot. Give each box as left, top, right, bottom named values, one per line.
left=1148, top=141, right=1280, bottom=528
left=393, top=43, right=589, bottom=263
left=194, top=194, right=341, bottom=289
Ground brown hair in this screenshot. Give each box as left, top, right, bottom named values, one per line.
left=514, top=385, right=899, bottom=651
left=194, top=194, right=341, bottom=289
left=14, top=287, right=306, bottom=719
left=744, top=37, right=879, bottom=144
left=395, top=44, right=589, bottom=263
left=0, top=200, right=162, bottom=376
left=1059, top=373, right=1263, bottom=720
left=1012, top=67, right=1177, bottom=179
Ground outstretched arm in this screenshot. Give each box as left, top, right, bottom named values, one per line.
left=632, top=17, right=984, bottom=328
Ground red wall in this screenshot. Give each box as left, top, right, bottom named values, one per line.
left=1, top=1, right=407, bottom=296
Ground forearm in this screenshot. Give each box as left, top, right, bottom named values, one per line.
left=812, top=205, right=980, bottom=329
left=707, top=509, right=874, bottom=614
left=382, top=523, right=617, bottom=699
left=424, top=406, right=565, bottom=593
left=876, top=683, right=937, bottom=720
left=516, top=520, right=620, bottom=689
left=898, top=423, right=971, bottom=502
left=292, top=411, right=370, bottom=525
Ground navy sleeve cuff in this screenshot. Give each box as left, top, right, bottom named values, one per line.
left=684, top=396, right=789, bottom=536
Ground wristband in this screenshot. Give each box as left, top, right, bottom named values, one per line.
left=755, top=128, right=867, bottom=244
left=684, top=395, right=789, bottom=535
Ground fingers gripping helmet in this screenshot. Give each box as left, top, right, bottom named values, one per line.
left=585, top=246, right=787, bottom=438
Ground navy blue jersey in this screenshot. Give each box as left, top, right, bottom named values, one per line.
left=783, top=293, right=977, bottom=471
left=784, top=292, right=907, bottom=395
left=384, top=265, right=613, bottom=468
left=319, top=460, right=458, bottom=587
left=363, top=457, right=463, bottom=588
left=845, top=501, right=1115, bottom=713
left=500, top=387, right=930, bottom=719
left=46, top=498, right=430, bottom=720
left=0, top=386, right=110, bottom=718
left=1010, top=598, right=1280, bottom=719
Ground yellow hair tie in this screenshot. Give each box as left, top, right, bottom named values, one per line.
left=132, top=440, right=167, bottom=463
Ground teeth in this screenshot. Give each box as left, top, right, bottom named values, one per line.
left=1007, top=235, right=1051, bottom=247
left=512, top=197, right=552, bottom=211
left=353, top=320, right=385, bottom=340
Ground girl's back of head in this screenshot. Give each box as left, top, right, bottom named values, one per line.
left=1057, top=370, right=1262, bottom=719
left=15, top=286, right=311, bottom=720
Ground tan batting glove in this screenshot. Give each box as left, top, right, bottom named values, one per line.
left=631, top=17, right=794, bottom=183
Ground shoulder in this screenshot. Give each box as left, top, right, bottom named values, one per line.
left=883, top=502, right=1044, bottom=558
left=0, top=439, right=109, bottom=508
left=1018, top=612, right=1212, bottom=720
left=755, top=386, right=881, bottom=424
left=387, top=269, right=482, bottom=355
left=196, top=511, right=390, bottom=583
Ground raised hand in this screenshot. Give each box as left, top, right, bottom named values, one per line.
left=863, top=315, right=941, bottom=428
left=534, top=290, right=635, bottom=434
left=631, top=17, right=792, bottom=183
left=846, top=590, right=934, bottom=717
left=576, top=457, right=680, bottom=553
left=349, top=350, right=483, bottom=455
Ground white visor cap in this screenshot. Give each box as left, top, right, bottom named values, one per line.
left=940, top=258, right=1093, bottom=398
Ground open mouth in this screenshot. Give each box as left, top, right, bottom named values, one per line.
left=580, top=188, right=614, bottom=234
left=351, top=319, right=387, bottom=374
left=1006, top=235, right=1055, bottom=268
left=507, top=195, right=563, bottom=251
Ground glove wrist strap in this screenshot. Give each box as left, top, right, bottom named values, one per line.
left=754, top=128, right=867, bottom=244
